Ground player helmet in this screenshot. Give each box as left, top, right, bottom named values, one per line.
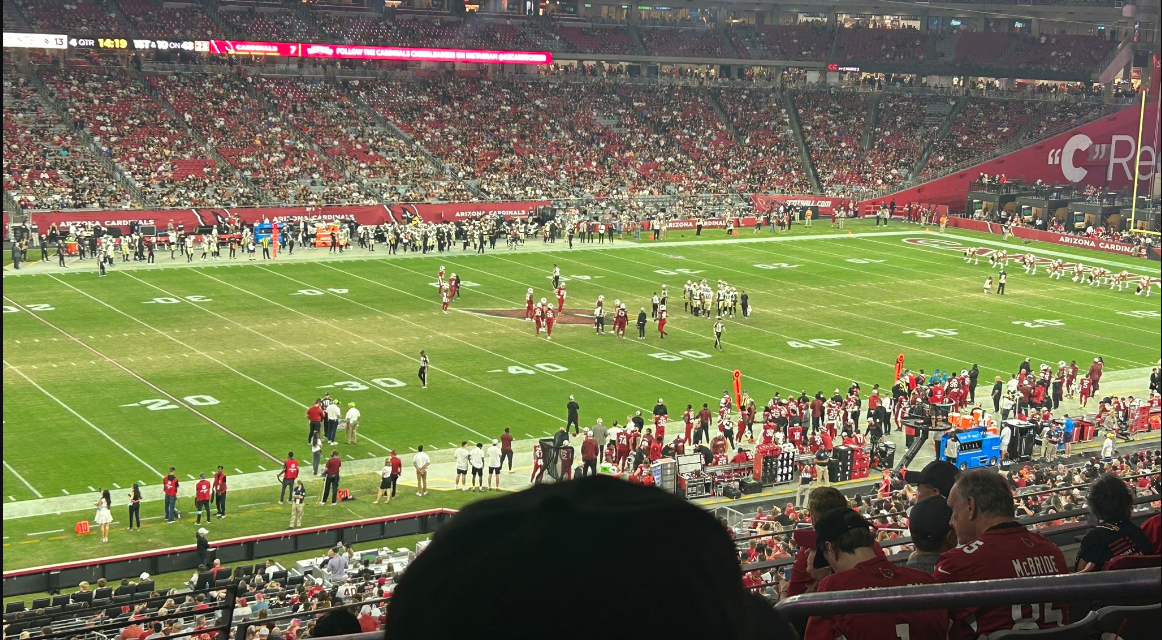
left=1059, top=361, right=1066, bottom=367
left=440, top=265, right=445, bottom=270
left=598, top=295, right=604, bottom=300
left=541, top=298, right=547, bottom=303
left=528, top=288, right=533, bottom=293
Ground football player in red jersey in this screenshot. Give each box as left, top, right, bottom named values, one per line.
left=533, top=300, right=545, bottom=336
left=529, top=443, right=545, bottom=485
left=524, top=288, right=534, bottom=321
left=544, top=306, right=555, bottom=340
left=937, top=469, right=1068, bottom=639
left=555, top=283, right=566, bottom=313
left=440, top=283, right=451, bottom=314
left=656, top=304, right=668, bottom=338
left=615, top=429, right=630, bottom=467
left=1078, top=377, right=1093, bottom=408
left=682, top=404, right=695, bottom=444
left=437, top=265, right=445, bottom=291
left=804, top=508, right=948, bottom=640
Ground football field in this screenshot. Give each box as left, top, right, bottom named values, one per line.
left=3, top=223, right=1160, bottom=561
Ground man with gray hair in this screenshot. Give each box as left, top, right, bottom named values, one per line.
left=935, top=469, right=1068, bottom=638
left=591, top=418, right=608, bottom=449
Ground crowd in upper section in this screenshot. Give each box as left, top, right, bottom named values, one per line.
left=7, top=0, right=1123, bottom=74
left=4, top=57, right=1116, bottom=211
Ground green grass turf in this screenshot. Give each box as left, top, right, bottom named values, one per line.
left=3, top=222, right=1159, bottom=567
left=2, top=532, right=431, bottom=606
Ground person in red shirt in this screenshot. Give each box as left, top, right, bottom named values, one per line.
left=683, top=404, right=695, bottom=444
left=500, top=428, right=515, bottom=471
left=696, top=403, right=712, bottom=444
left=648, top=437, right=662, bottom=462
left=788, top=487, right=888, bottom=597
left=937, top=469, right=1069, bottom=639
left=1142, top=513, right=1161, bottom=554
left=1079, top=377, right=1093, bottom=408
left=533, top=301, right=544, bottom=335
left=556, top=284, right=566, bottom=313
left=194, top=473, right=212, bottom=525
left=580, top=432, right=600, bottom=477
left=278, top=452, right=300, bottom=504
left=804, top=508, right=948, bottom=640
left=388, top=451, right=403, bottom=500
left=306, top=401, right=324, bottom=444
left=358, top=605, right=380, bottom=633
left=615, top=429, right=631, bottom=467
left=524, top=288, right=534, bottom=321
left=212, top=466, right=227, bottom=519
left=163, top=467, right=180, bottom=523
left=320, top=451, right=342, bottom=505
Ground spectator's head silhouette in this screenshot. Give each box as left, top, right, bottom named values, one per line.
left=386, top=476, right=794, bottom=639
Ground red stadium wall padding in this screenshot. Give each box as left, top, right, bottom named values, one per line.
left=860, top=101, right=1161, bottom=213
left=752, top=194, right=852, bottom=216
left=388, top=201, right=547, bottom=223
left=946, top=217, right=1150, bottom=258
left=26, top=202, right=545, bottom=234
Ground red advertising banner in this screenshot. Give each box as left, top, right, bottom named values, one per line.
left=946, top=217, right=1148, bottom=258
left=664, top=217, right=757, bottom=230
left=302, top=43, right=551, bottom=65
left=26, top=202, right=542, bottom=233
left=207, top=40, right=301, bottom=56
left=389, top=201, right=546, bottom=223
left=862, top=101, right=1160, bottom=211
left=752, top=194, right=851, bottom=215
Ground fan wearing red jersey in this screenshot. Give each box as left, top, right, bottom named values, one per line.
left=804, top=508, right=948, bottom=640
left=936, top=469, right=1069, bottom=640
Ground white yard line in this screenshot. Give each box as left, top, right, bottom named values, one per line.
left=3, top=357, right=162, bottom=479
left=41, top=277, right=284, bottom=464
left=3, top=459, right=43, bottom=498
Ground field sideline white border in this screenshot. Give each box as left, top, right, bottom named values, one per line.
left=4, top=227, right=1157, bottom=278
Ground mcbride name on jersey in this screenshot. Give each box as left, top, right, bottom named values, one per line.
left=935, top=522, right=1068, bottom=640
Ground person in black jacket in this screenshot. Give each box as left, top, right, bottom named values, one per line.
left=990, top=376, right=1004, bottom=413
left=566, top=395, right=580, bottom=435
left=196, top=528, right=210, bottom=567
left=636, top=308, right=648, bottom=339
left=968, top=364, right=979, bottom=403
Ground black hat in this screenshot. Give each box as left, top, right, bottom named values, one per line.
left=908, top=496, right=953, bottom=544
left=813, top=508, right=872, bottom=569
left=386, top=476, right=793, bottom=638
left=903, top=460, right=961, bottom=497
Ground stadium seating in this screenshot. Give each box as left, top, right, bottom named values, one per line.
left=711, top=87, right=811, bottom=194
left=794, top=91, right=875, bottom=195
left=3, top=69, right=135, bottom=210
left=638, top=27, right=728, bottom=58
left=253, top=76, right=441, bottom=198
left=150, top=72, right=349, bottom=205
left=552, top=25, right=636, bottom=55
left=17, top=0, right=128, bottom=38
left=220, top=8, right=318, bottom=42
left=835, top=26, right=928, bottom=63
left=116, top=0, right=219, bottom=40
left=954, top=32, right=1014, bottom=66
left=37, top=66, right=262, bottom=208
left=996, top=34, right=1118, bottom=74
left=922, top=97, right=1041, bottom=178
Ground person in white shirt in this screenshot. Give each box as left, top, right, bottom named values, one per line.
left=1101, top=433, right=1116, bottom=461
left=468, top=442, right=486, bottom=491
left=344, top=403, right=361, bottom=445
left=413, top=446, right=430, bottom=496
left=453, top=442, right=470, bottom=490
left=999, top=423, right=1012, bottom=466
left=486, top=439, right=502, bottom=491
left=325, top=401, right=342, bottom=446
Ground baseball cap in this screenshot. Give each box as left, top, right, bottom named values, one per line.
left=139, top=573, right=150, bottom=581
left=907, top=496, right=953, bottom=544
left=492, top=439, right=499, bottom=445
left=903, top=460, right=960, bottom=497
left=197, top=527, right=208, bottom=536
left=813, top=508, right=872, bottom=568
